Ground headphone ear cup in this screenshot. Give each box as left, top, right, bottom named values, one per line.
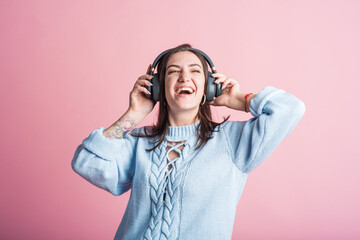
left=215, top=78, right=222, bottom=98
left=152, top=73, right=160, bottom=102
left=206, top=72, right=215, bottom=102
left=206, top=72, right=222, bottom=102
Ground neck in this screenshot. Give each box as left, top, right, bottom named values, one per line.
left=167, top=108, right=199, bottom=126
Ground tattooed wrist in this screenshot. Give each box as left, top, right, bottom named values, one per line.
left=103, top=117, right=135, bottom=139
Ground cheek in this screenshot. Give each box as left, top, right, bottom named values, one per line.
left=164, top=85, right=171, bottom=102
left=196, top=78, right=206, bottom=94
left=164, top=77, right=174, bottom=99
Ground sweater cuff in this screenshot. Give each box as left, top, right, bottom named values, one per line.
left=249, top=86, right=285, bottom=117
left=82, top=127, right=123, bottom=161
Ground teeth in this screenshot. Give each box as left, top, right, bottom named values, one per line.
left=176, top=87, right=194, bottom=94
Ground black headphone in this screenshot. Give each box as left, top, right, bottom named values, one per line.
left=145, top=48, right=222, bottom=102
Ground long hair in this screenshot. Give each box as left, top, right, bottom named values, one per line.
left=133, top=44, right=229, bottom=150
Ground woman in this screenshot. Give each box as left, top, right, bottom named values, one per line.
left=72, top=44, right=305, bottom=240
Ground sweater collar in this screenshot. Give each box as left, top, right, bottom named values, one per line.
left=165, top=120, right=200, bottom=141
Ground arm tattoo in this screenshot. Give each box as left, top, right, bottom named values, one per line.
left=104, top=118, right=135, bottom=139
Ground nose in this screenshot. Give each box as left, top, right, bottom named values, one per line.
left=179, top=70, right=191, bottom=82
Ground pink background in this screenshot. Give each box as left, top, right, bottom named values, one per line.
left=1, top=0, right=359, bottom=239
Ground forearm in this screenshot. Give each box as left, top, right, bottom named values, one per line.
left=102, top=109, right=144, bottom=139
left=230, top=92, right=257, bottom=112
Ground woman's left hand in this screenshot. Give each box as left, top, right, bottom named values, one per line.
left=209, top=73, right=246, bottom=111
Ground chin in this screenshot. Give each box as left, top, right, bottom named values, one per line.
left=168, top=103, right=200, bottom=113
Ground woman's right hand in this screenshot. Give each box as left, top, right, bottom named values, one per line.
left=128, top=64, right=156, bottom=118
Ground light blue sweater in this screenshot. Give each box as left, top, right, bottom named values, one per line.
left=72, top=86, right=305, bottom=240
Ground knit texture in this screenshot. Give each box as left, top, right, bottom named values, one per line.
left=72, top=86, right=306, bottom=240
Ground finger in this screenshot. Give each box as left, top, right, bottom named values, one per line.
left=145, top=74, right=153, bottom=80
left=221, top=78, right=231, bottom=89
left=214, top=75, right=227, bottom=84
left=211, top=73, right=226, bottom=78
left=138, top=74, right=153, bottom=81
left=221, top=78, right=234, bottom=89
left=135, top=84, right=151, bottom=95
left=146, top=64, right=152, bottom=74
left=137, top=79, right=153, bottom=87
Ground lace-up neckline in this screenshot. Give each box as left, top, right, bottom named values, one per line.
left=143, top=121, right=201, bottom=240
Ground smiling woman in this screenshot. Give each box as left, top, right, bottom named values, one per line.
left=165, top=51, right=206, bottom=120
left=71, top=43, right=306, bottom=240
left=134, top=44, right=230, bottom=151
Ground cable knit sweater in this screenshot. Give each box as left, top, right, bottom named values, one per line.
left=71, top=86, right=305, bottom=240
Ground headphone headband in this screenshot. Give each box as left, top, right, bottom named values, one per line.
left=150, top=48, right=217, bottom=75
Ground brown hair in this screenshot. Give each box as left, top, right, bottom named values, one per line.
left=133, top=43, right=229, bottom=150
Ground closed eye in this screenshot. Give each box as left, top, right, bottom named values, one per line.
left=168, top=69, right=201, bottom=74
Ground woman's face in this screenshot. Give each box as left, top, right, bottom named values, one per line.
left=164, top=51, right=206, bottom=114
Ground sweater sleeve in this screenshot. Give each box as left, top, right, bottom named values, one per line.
left=222, top=86, right=306, bottom=174
left=71, top=127, right=140, bottom=196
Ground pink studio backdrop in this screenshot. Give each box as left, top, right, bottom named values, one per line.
left=1, top=0, right=359, bottom=239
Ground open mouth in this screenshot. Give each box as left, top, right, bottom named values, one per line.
left=175, top=87, right=195, bottom=96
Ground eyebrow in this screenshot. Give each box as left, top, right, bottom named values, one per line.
left=166, top=63, right=202, bottom=70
